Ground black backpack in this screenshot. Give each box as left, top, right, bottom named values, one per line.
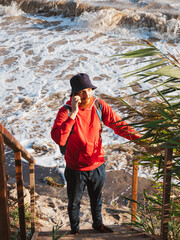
left=59, top=99, right=102, bottom=155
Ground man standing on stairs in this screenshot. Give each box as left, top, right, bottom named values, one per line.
left=51, top=73, right=142, bottom=235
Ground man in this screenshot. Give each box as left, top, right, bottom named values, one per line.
left=51, top=73, right=141, bottom=235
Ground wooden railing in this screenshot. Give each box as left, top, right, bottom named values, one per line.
left=161, top=148, right=173, bottom=240
left=0, top=124, right=36, bottom=240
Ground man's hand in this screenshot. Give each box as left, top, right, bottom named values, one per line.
left=70, top=95, right=81, bottom=120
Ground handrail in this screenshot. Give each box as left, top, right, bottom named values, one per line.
left=0, top=124, right=35, bottom=164
left=0, top=123, right=36, bottom=240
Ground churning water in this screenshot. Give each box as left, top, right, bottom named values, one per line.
left=0, top=0, right=180, bottom=174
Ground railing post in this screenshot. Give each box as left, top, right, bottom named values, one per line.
left=0, top=134, right=11, bottom=240
left=15, top=151, right=27, bottom=240
left=29, top=162, right=35, bottom=235
left=161, top=148, right=173, bottom=240
left=131, top=159, right=138, bottom=222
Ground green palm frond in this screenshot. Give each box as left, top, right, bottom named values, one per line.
left=115, top=44, right=180, bottom=189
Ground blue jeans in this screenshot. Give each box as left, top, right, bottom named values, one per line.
left=64, top=164, right=106, bottom=232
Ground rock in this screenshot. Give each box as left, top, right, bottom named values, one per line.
left=9, top=186, right=30, bottom=205
left=34, top=193, right=131, bottom=229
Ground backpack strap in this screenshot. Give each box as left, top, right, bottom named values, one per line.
left=94, top=99, right=103, bottom=122
left=64, top=104, right=72, bottom=115
left=59, top=104, right=72, bottom=155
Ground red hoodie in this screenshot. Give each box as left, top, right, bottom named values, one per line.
left=51, top=97, right=141, bottom=171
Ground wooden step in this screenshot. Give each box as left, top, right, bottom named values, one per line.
left=32, top=225, right=158, bottom=240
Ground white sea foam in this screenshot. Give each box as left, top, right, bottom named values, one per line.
left=0, top=2, right=24, bottom=16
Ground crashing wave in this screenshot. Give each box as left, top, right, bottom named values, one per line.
left=0, top=0, right=180, bottom=38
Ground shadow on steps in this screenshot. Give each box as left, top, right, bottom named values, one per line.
left=32, top=225, right=158, bottom=240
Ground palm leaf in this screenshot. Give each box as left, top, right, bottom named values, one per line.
left=157, top=108, right=173, bottom=122
left=157, top=90, right=179, bottom=118
left=152, top=65, right=180, bottom=78
left=123, top=60, right=166, bottom=78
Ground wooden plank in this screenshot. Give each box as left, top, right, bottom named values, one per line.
left=0, top=134, right=11, bottom=240
left=31, top=225, right=157, bottom=240
left=15, top=151, right=27, bottom=240
left=29, top=162, right=35, bottom=234
left=131, top=159, right=138, bottom=222
left=0, top=124, right=35, bottom=164
left=161, top=148, right=173, bottom=240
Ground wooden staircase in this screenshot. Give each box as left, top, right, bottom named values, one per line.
left=32, top=225, right=157, bottom=240
left=0, top=123, right=172, bottom=240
